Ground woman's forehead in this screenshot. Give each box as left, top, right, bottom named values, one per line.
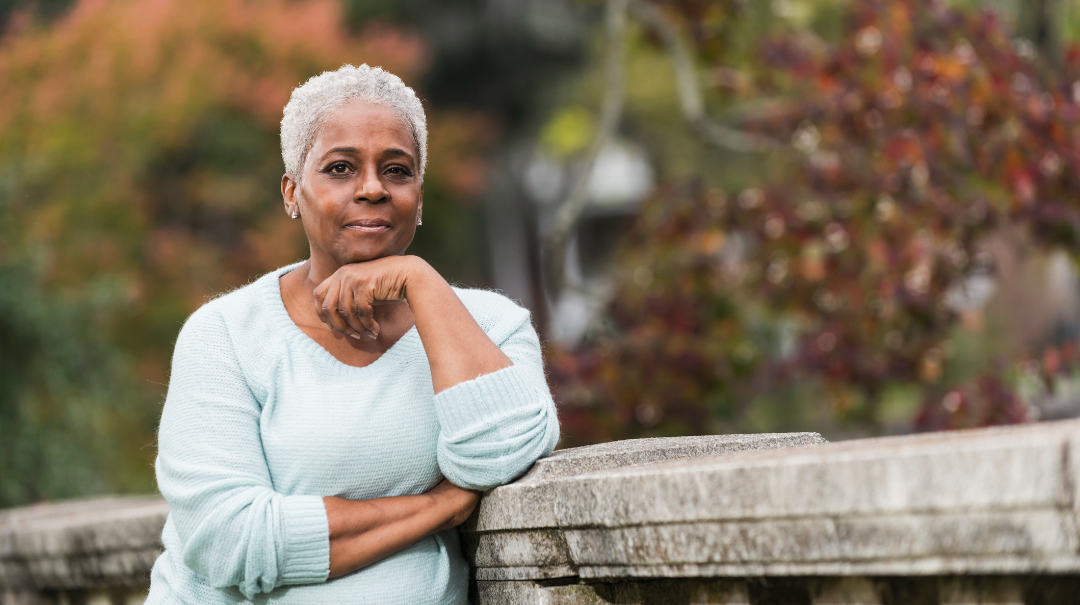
left=313, top=100, right=416, bottom=157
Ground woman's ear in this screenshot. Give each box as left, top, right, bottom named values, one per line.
left=282, top=173, right=300, bottom=218
left=416, top=184, right=424, bottom=225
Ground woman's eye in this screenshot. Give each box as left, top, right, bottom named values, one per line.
left=386, top=166, right=411, bottom=176
left=328, top=163, right=351, bottom=174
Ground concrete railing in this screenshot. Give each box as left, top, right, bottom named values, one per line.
left=0, top=496, right=166, bottom=604
left=4, top=420, right=1080, bottom=604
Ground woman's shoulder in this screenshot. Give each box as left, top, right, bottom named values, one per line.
left=179, top=264, right=295, bottom=343
left=451, top=287, right=534, bottom=341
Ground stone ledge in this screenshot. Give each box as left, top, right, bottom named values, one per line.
left=0, top=496, right=167, bottom=589
left=466, top=432, right=827, bottom=533
left=465, top=419, right=1080, bottom=587
left=515, top=433, right=828, bottom=483
left=475, top=576, right=1080, bottom=605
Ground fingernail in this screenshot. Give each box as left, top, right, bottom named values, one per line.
left=367, top=332, right=379, bottom=340
left=349, top=333, right=362, bottom=340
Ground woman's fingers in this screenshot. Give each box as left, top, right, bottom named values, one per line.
left=335, top=284, right=365, bottom=338
left=314, top=261, right=409, bottom=339
left=312, top=280, right=333, bottom=330
left=314, top=269, right=383, bottom=340
left=356, top=289, right=381, bottom=338
left=318, top=276, right=354, bottom=337
left=338, top=281, right=377, bottom=339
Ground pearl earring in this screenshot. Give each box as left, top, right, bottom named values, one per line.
left=291, top=211, right=299, bottom=219
left=416, top=216, right=423, bottom=226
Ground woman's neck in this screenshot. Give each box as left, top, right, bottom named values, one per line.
left=301, top=256, right=342, bottom=288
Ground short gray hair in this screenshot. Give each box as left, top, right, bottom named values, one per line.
left=280, top=64, right=428, bottom=179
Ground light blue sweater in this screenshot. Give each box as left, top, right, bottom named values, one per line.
left=146, top=263, right=560, bottom=604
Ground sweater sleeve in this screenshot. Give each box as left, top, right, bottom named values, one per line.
left=433, top=307, right=560, bottom=491
left=155, top=307, right=329, bottom=599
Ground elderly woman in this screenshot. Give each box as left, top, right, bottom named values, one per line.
left=146, top=64, right=559, bottom=604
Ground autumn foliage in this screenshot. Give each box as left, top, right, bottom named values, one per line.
left=551, top=0, right=1080, bottom=445
left=0, top=0, right=495, bottom=505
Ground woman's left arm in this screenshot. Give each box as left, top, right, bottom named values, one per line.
left=315, top=255, right=559, bottom=490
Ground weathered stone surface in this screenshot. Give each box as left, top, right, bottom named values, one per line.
left=552, top=426, right=1072, bottom=527
left=467, top=419, right=1080, bottom=585
left=475, top=576, right=1080, bottom=604
left=467, top=432, right=827, bottom=533
left=0, top=496, right=166, bottom=590
left=467, top=432, right=831, bottom=579
left=563, top=510, right=1078, bottom=576
left=476, top=579, right=753, bottom=605
left=476, top=581, right=610, bottom=605
left=519, top=433, right=829, bottom=483
left=466, top=431, right=828, bottom=581
left=468, top=530, right=578, bottom=581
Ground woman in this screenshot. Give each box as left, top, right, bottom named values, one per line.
left=146, top=64, right=559, bottom=604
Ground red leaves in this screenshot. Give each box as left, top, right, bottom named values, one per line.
left=549, top=0, right=1080, bottom=444
left=914, top=373, right=1030, bottom=431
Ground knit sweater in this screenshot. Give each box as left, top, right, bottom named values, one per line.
left=146, top=263, right=560, bottom=605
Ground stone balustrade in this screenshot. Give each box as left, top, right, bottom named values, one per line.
left=0, top=496, right=166, bottom=604
left=3, top=420, right=1080, bottom=604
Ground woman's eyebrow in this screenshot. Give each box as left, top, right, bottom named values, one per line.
left=323, top=147, right=413, bottom=160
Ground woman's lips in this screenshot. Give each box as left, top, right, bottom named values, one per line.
left=345, top=220, right=392, bottom=233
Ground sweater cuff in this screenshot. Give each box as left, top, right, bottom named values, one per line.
left=433, top=364, right=539, bottom=436
left=280, top=494, right=330, bottom=585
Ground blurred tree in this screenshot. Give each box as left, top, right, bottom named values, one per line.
left=0, top=0, right=499, bottom=505
left=549, top=0, right=1080, bottom=445
left=0, top=0, right=72, bottom=26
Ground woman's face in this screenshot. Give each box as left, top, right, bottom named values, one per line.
left=283, top=100, right=422, bottom=266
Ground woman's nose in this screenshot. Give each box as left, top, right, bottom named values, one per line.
left=355, top=168, right=389, bottom=203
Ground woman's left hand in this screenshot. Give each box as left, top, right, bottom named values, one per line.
left=312, top=256, right=418, bottom=340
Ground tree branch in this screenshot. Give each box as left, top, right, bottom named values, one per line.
left=542, top=0, right=629, bottom=295
left=628, top=0, right=779, bottom=152
left=541, top=0, right=778, bottom=299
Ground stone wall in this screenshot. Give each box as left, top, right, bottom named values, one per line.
left=0, top=496, right=165, bottom=605
left=464, top=420, right=1080, bottom=604
left=3, top=421, right=1080, bottom=604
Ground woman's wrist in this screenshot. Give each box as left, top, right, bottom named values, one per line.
left=401, top=255, right=435, bottom=285
left=399, top=256, right=443, bottom=304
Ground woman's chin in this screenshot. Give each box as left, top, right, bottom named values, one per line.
left=336, top=247, right=403, bottom=265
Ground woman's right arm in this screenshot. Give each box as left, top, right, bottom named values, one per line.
left=157, top=307, right=329, bottom=599
left=323, top=480, right=478, bottom=578
left=157, top=307, right=475, bottom=596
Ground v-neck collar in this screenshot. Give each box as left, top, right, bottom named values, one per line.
left=260, top=263, right=419, bottom=374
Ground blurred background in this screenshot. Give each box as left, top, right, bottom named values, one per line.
left=4, top=0, right=1080, bottom=507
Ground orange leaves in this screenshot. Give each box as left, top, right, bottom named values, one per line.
left=0, top=0, right=427, bottom=139
left=693, top=230, right=724, bottom=255
left=0, top=0, right=436, bottom=379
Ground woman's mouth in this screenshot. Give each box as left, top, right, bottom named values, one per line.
left=345, top=219, right=392, bottom=233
